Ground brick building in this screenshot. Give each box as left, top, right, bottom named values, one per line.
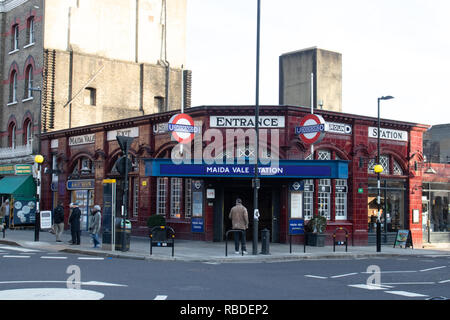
left=0, top=0, right=190, bottom=224
left=421, top=124, right=450, bottom=243
left=39, top=105, right=428, bottom=247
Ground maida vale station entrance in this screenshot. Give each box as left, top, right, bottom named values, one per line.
left=145, top=158, right=348, bottom=243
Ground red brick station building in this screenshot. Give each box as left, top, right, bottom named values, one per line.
left=40, top=105, right=429, bottom=246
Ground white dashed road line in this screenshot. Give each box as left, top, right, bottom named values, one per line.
left=40, top=256, right=68, bottom=260
left=384, top=291, right=429, bottom=298
left=420, top=266, right=446, bottom=272
left=77, top=257, right=105, bottom=260
left=348, top=284, right=393, bottom=290
left=154, top=295, right=168, bottom=300
left=330, top=273, right=358, bottom=278
left=304, top=275, right=328, bottom=279
left=3, top=255, right=30, bottom=258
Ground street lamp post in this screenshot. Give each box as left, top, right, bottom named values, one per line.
left=30, top=87, right=42, bottom=242
left=375, top=95, right=394, bottom=252
left=252, top=0, right=261, bottom=256
left=34, top=154, right=44, bottom=242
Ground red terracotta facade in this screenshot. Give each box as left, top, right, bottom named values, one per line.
left=40, top=105, right=429, bottom=246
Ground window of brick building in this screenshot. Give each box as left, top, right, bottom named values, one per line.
left=84, top=87, right=96, bottom=106
left=11, top=24, right=19, bottom=51
left=9, top=70, right=18, bottom=103
left=27, top=16, right=35, bottom=45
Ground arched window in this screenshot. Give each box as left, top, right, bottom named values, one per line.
left=368, top=155, right=390, bottom=175
left=23, top=118, right=32, bottom=145
left=70, top=156, right=94, bottom=178
left=27, top=16, right=35, bottom=44
left=9, top=70, right=18, bottom=103
left=24, top=65, right=34, bottom=99
left=8, top=122, right=16, bottom=149
left=11, top=24, right=19, bottom=51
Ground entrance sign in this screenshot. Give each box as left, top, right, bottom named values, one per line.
left=296, top=114, right=326, bottom=144
left=393, top=229, right=413, bottom=249
left=168, top=113, right=199, bottom=144
left=210, top=116, right=285, bottom=128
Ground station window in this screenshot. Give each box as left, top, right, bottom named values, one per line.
left=318, top=179, right=331, bottom=219
left=304, top=179, right=314, bottom=220
left=335, top=179, right=347, bottom=220
left=170, top=178, right=182, bottom=218
left=184, top=178, right=192, bottom=219
left=156, top=177, right=168, bottom=216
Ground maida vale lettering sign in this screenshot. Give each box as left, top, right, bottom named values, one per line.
left=69, top=133, right=95, bottom=146
left=210, top=116, right=285, bottom=128
left=368, top=127, right=408, bottom=142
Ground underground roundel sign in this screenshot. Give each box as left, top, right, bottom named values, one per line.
left=295, top=114, right=326, bottom=144
left=168, top=113, right=198, bottom=144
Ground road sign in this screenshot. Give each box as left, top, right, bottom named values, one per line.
left=168, top=113, right=198, bottom=144
left=296, top=114, right=326, bottom=144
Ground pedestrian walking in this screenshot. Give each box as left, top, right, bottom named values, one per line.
left=228, top=198, right=249, bottom=254
left=0, top=199, right=7, bottom=237
left=89, top=205, right=102, bottom=248
left=0, top=199, right=10, bottom=230
left=69, top=202, right=81, bottom=245
left=53, top=202, right=65, bottom=242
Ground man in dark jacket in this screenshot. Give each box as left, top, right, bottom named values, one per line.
left=69, top=202, right=81, bottom=245
left=53, top=203, right=65, bottom=242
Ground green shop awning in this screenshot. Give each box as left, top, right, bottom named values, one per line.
left=0, top=175, right=36, bottom=198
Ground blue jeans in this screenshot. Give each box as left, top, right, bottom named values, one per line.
left=91, top=233, right=100, bottom=247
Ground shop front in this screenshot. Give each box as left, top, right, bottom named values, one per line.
left=0, top=173, right=36, bottom=228
left=67, top=179, right=95, bottom=231
left=422, top=179, right=450, bottom=243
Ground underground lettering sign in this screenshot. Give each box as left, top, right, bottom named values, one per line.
left=296, top=114, right=326, bottom=144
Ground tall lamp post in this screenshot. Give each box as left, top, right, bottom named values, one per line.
left=375, top=95, right=394, bottom=252
left=252, top=0, right=261, bottom=255
left=30, top=86, right=42, bottom=242
left=34, top=154, right=44, bottom=241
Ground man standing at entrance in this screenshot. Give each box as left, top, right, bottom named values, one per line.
left=229, top=198, right=249, bottom=254
left=69, top=202, right=81, bottom=245
left=53, top=202, right=65, bottom=242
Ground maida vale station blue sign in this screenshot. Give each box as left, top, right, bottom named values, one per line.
left=145, top=159, right=348, bottom=179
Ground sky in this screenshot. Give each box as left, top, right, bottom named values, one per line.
left=186, top=0, right=450, bottom=126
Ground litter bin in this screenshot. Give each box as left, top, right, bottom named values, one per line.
left=260, top=228, right=270, bottom=255
left=115, top=218, right=131, bottom=251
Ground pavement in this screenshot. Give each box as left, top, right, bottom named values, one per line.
left=1, top=228, right=449, bottom=263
